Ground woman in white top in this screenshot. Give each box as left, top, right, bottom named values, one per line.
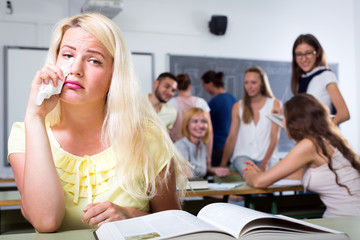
left=243, top=94, right=360, bottom=217
left=220, top=66, right=281, bottom=177
left=291, top=33, right=349, bottom=125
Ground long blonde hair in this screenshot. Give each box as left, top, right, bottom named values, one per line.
left=242, top=66, right=274, bottom=123
left=45, top=13, right=190, bottom=200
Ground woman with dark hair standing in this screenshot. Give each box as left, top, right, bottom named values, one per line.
left=201, top=71, right=236, bottom=167
left=243, top=94, right=360, bottom=218
left=291, top=33, right=349, bottom=125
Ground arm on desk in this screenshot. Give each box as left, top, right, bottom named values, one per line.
left=82, top=161, right=181, bottom=227
left=243, top=139, right=316, bottom=188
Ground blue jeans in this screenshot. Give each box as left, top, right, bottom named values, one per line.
left=232, top=155, right=278, bottom=177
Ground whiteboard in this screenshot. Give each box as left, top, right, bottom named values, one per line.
left=132, top=52, right=154, bottom=94
left=3, top=46, right=154, bottom=166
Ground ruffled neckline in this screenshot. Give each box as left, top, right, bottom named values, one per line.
left=47, top=126, right=117, bottom=204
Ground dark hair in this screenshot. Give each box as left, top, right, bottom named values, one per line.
left=156, top=72, right=177, bottom=83
left=284, top=94, right=360, bottom=195
left=291, top=34, right=328, bottom=95
left=176, top=73, right=191, bottom=91
left=201, top=70, right=224, bottom=88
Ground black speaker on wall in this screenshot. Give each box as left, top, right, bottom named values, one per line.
left=209, top=15, right=227, bottom=35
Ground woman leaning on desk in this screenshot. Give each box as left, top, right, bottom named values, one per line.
left=7, top=13, right=191, bottom=232
left=290, top=33, right=349, bottom=125
left=243, top=93, right=360, bottom=218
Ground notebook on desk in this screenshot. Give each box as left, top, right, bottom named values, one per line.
left=186, top=178, right=208, bottom=190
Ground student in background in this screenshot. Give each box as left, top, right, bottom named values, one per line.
left=147, top=72, right=178, bottom=130
left=201, top=71, right=236, bottom=167
left=291, top=33, right=349, bottom=125
left=243, top=94, right=360, bottom=218
left=169, top=73, right=213, bottom=165
left=175, top=108, right=229, bottom=178
left=220, top=66, right=281, bottom=177
left=8, top=13, right=190, bottom=232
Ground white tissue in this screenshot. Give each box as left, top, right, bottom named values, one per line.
left=35, top=58, right=75, bottom=105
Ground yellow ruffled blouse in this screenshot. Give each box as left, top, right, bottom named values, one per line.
left=8, top=122, right=171, bottom=231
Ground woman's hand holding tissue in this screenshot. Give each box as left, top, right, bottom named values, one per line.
left=26, top=64, right=66, bottom=120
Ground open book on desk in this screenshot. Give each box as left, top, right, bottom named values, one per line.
left=94, top=202, right=349, bottom=240
left=266, top=113, right=284, bottom=128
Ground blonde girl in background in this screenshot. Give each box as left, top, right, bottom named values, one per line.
left=175, top=108, right=229, bottom=178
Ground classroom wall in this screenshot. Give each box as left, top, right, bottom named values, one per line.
left=0, top=0, right=359, bottom=177
left=113, top=0, right=360, bottom=153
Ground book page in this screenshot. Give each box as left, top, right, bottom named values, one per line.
left=197, top=203, right=277, bottom=238
left=95, top=210, right=231, bottom=240
left=197, top=203, right=346, bottom=239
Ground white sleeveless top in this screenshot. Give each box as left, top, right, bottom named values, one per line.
left=302, top=66, right=337, bottom=110
left=231, top=97, right=278, bottom=162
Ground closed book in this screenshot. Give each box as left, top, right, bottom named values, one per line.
left=186, top=177, right=208, bottom=190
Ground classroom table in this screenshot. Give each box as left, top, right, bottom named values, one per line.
left=184, top=180, right=304, bottom=215
left=0, top=179, right=15, bottom=183
left=0, top=191, right=20, bottom=207
left=1, top=216, right=359, bottom=240
left=0, top=179, right=17, bottom=191
left=185, top=182, right=304, bottom=198
left=0, top=190, right=21, bottom=234
left=0, top=180, right=303, bottom=205
left=0, top=183, right=303, bottom=210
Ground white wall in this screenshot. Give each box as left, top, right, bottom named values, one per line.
left=0, top=0, right=359, bottom=177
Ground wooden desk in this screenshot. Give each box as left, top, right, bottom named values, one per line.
left=184, top=182, right=304, bottom=215
left=0, top=191, right=20, bottom=207
left=0, top=183, right=304, bottom=206
left=1, top=216, right=359, bottom=240
left=0, top=179, right=17, bottom=191
left=0, top=179, right=15, bottom=183
left=0, top=183, right=303, bottom=213
left=0, top=191, right=21, bottom=234
left=185, top=183, right=304, bottom=197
